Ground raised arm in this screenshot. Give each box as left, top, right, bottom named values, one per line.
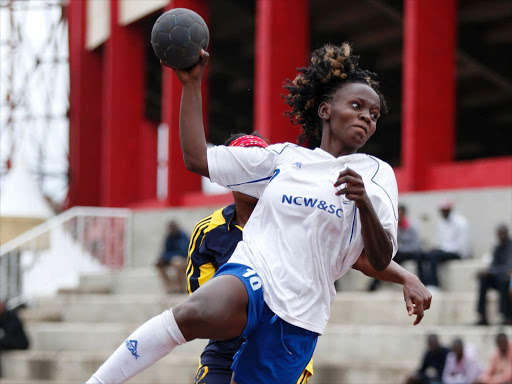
left=169, top=50, right=210, bottom=177
left=352, top=251, right=432, bottom=325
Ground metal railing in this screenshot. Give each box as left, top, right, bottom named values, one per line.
left=0, top=206, right=132, bottom=308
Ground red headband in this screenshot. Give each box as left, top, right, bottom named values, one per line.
left=228, top=135, right=268, bottom=148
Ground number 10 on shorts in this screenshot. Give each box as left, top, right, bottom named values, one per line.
left=243, top=268, right=262, bottom=291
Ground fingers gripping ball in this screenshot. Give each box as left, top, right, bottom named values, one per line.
left=151, top=8, right=209, bottom=69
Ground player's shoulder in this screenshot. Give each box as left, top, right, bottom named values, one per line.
left=265, top=142, right=303, bottom=156
left=189, top=206, right=231, bottom=249
left=197, top=204, right=234, bottom=234
left=355, top=154, right=395, bottom=178
left=366, top=154, right=393, bottom=171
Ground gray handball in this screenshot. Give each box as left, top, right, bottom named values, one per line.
left=151, top=8, right=209, bottom=69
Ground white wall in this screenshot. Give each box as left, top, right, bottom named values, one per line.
left=400, top=187, right=512, bottom=258
left=131, top=205, right=223, bottom=267
left=85, top=0, right=170, bottom=50
left=119, top=0, right=169, bottom=26
left=86, top=0, right=110, bottom=50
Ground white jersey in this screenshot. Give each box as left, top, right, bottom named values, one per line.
left=207, top=143, right=398, bottom=334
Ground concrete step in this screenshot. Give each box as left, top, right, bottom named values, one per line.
left=23, top=294, right=188, bottom=324
left=78, top=268, right=168, bottom=294
left=24, top=322, right=208, bottom=354
left=307, top=360, right=414, bottom=384
left=23, top=321, right=507, bottom=364
left=0, top=349, right=416, bottom=384
left=77, top=258, right=485, bottom=298
left=337, top=259, right=484, bottom=293
left=22, top=291, right=501, bottom=326
left=0, top=380, right=72, bottom=384
left=329, top=291, right=501, bottom=326
left=313, top=324, right=507, bottom=366
left=0, top=350, right=200, bottom=383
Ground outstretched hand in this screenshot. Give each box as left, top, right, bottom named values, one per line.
left=403, top=275, right=432, bottom=325
left=161, top=49, right=210, bottom=85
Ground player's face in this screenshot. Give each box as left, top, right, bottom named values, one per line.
left=323, top=82, right=381, bottom=152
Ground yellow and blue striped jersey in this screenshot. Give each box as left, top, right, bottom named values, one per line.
left=186, top=204, right=242, bottom=294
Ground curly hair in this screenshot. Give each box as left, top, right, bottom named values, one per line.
left=284, top=43, right=387, bottom=149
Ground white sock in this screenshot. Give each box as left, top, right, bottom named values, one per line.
left=86, top=308, right=186, bottom=384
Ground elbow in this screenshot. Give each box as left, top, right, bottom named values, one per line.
left=369, top=251, right=392, bottom=271
left=183, top=158, right=197, bottom=172
left=183, top=155, right=208, bottom=177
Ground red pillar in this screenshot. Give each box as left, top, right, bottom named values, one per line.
left=402, top=0, right=456, bottom=190
left=162, top=0, right=209, bottom=205
left=102, top=0, right=146, bottom=206
left=254, top=0, right=309, bottom=145
left=138, top=120, right=158, bottom=201
left=68, top=0, right=104, bottom=207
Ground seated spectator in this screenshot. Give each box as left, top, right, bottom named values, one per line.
left=475, top=224, right=512, bottom=326
left=405, top=334, right=450, bottom=384
left=155, top=221, right=190, bottom=293
left=442, top=338, right=481, bottom=384
left=370, top=204, right=424, bottom=291
left=474, top=333, right=512, bottom=384
left=424, top=200, right=470, bottom=289
left=0, top=300, right=30, bottom=377
left=0, top=300, right=29, bottom=351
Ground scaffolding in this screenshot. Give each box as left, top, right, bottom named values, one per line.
left=0, top=0, right=69, bottom=206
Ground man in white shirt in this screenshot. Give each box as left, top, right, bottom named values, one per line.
left=424, top=200, right=470, bottom=288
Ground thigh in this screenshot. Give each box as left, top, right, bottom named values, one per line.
left=484, top=275, right=500, bottom=291
left=437, top=251, right=460, bottom=263
left=174, top=274, right=249, bottom=341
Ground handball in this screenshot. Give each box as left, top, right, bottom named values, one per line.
left=151, top=8, right=209, bottom=70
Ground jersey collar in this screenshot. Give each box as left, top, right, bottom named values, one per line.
left=313, top=147, right=365, bottom=161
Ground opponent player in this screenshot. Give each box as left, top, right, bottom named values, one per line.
left=87, top=43, right=432, bottom=384
left=189, top=133, right=313, bottom=384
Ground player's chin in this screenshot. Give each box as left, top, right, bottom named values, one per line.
left=351, top=134, right=369, bottom=150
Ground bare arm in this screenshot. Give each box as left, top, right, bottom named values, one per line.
left=335, top=168, right=392, bottom=270
left=352, top=251, right=432, bottom=325
left=168, top=50, right=210, bottom=177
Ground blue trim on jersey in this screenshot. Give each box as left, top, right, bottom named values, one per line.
left=366, top=155, right=398, bottom=221
left=226, top=144, right=296, bottom=189
left=265, top=143, right=298, bottom=155
left=340, top=197, right=351, bottom=205
left=268, top=168, right=280, bottom=183
left=227, top=175, right=273, bottom=189
left=349, top=207, right=358, bottom=245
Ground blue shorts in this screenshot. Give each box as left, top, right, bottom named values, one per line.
left=214, top=263, right=318, bottom=384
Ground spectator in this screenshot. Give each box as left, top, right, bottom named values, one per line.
left=510, top=278, right=512, bottom=304
left=442, top=338, right=481, bottom=384
left=369, top=204, right=424, bottom=291
left=0, top=300, right=30, bottom=377
left=155, top=221, right=190, bottom=293
left=475, top=224, right=512, bottom=326
left=474, top=333, right=512, bottom=384
left=424, top=200, right=470, bottom=289
left=405, top=334, right=450, bottom=384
